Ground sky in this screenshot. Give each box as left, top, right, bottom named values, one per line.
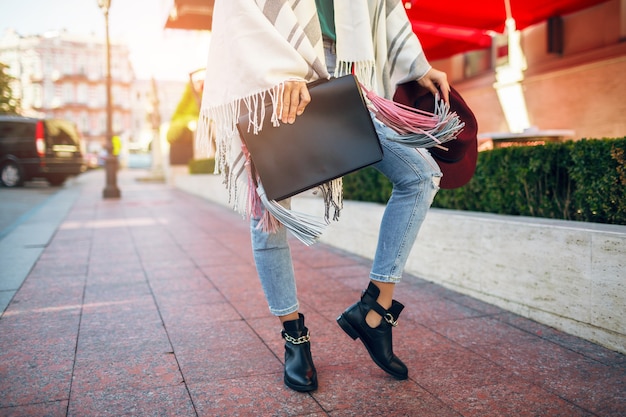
left=0, top=0, right=211, bottom=81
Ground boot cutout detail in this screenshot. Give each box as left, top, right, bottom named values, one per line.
left=337, top=282, right=408, bottom=380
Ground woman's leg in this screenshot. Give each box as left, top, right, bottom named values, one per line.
left=369, top=122, right=441, bottom=321
left=337, top=119, right=441, bottom=379
left=250, top=214, right=299, bottom=318
left=370, top=120, right=442, bottom=287
left=250, top=209, right=317, bottom=392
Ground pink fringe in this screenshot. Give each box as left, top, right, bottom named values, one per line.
left=242, top=143, right=281, bottom=234
left=258, top=209, right=282, bottom=233
left=360, top=83, right=441, bottom=135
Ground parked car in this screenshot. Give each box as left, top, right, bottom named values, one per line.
left=83, top=152, right=100, bottom=170
left=0, top=115, right=85, bottom=187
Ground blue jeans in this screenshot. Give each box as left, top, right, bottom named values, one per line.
left=251, top=123, right=442, bottom=316
left=250, top=42, right=442, bottom=316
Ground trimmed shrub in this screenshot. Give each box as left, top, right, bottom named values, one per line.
left=342, top=137, right=626, bottom=225
left=188, top=158, right=215, bottom=174
left=167, top=82, right=199, bottom=165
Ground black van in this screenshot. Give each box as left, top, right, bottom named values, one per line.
left=0, top=116, right=85, bottom=187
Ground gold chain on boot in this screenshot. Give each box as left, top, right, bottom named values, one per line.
left=282, top=331, right=311, bottom=345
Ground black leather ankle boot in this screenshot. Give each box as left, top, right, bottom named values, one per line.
left=337, top=282, right=408, bottom=380
left=282, top=313, right=318, bottom=392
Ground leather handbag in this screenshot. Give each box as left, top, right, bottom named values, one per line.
left=237, top=74, right=383, bottom=201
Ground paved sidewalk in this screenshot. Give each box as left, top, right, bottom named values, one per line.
left=0, top=169, right=624, bottom=417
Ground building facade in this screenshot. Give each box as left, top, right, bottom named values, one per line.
left=435, top=0, right=625, bottom=143
left=0, top=29, right=134, bottom=154
left=129, top=78, right=187, bottom=152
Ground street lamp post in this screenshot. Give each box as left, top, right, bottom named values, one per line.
left=98, top=0, right=121, bottom=198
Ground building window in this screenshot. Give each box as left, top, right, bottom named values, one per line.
left=62, top=83, right=73, bottom=104
left=32, top=84, right=43, bottom=108
left=80, top=111, right=88, bottom=132
left=44, top=56, right=53, bottom=75
left=77, top=83, right=88, bottom=104
left=76, top=55, right=87, bottom=75
left=99, top=113, right=106, bottom=134
left=63, top=53, right=72, bottom=75
left=463, top=49, right=492, bottom=78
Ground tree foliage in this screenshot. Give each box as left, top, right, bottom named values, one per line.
left=0, top=62, right=20, bottom=115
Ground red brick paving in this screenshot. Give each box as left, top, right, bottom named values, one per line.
left=1, top=170, right=624, bottom=416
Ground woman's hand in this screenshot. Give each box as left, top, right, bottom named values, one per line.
left=281, top=80, right=311, bottom=124
left=417, top=68, right=450, bottom=103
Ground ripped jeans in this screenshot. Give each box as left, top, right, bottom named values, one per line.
left=250, top=40, right=442, bottom=316
left=250, top=119, right=442, bottom=316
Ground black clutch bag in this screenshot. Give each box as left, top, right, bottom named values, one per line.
left=237, top=74, right=383, bottom=201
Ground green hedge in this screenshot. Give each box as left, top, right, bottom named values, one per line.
left=342, top=138, right=626, bottom=225
left=188, top=158, right=215, bottom=174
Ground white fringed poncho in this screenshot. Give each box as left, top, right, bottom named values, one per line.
left=197, top=0, right=432, bottom=244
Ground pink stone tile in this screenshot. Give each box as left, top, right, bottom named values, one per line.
left=71, top=349, right=182, bottom=393
left=143, top=266, right=200, bottom=284
left=28, top=263, right=89, bottom=279
left=76, top=321, right=173, bottom=358
left=0, top=358, right=72, bottom=408
left=9, top=274, right=85, bottom=300
left=396, top=323, right=459, bottom=355
left=158, top=300, right=241, bottom=329
left=292, top=244, right=358, bottom=269
left=188, top=247, right=241, bottom=267
left=244, top=316, right=285, bottom=357
left=442, top=380, right=594, bottom=417
left=404, top=341, right=514, bottom=393
left=437, top=289, right=507, bottom=315
left=86, top=264, right=146, bottom=283
left=0, top=400, right=68, bottom=416
left=495, top=345, right=626, bottom=415
left=296, top=262, right=371, bottom=282
left=0, top=320, right=75, bottom=407
left=177, top=344, right=281, bottom=385
left=166, top=311, right=255, bottom=345
left=434, top=315, right=537, bottom=351
left=188, top=375, right=324, bottom=417
left=144, top=265, right=208, bottom=283
left=429, top=316, right=626, bottom=415
left=68, top=384, right=195, bottom=417
left=228, top=292, right=274, bottom=321
left=400, top=294, right=487, bottom=326
left=1, top=308, right=79, bottom=339
left=312, top=325, right=369, bottom=369
left=151, top=285, right=224, bottom=311
left=199, top=263, right=258, bottom=287
left=295, top=288, right=357, bottom=316
left=498, top=312, right=626, bottom=366
left=171, top=321, right=281, bottom=384
left=312, top=364, right=458, bottom=416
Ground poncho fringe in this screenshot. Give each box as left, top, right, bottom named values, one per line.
left=197, top=0, right=433, bottom=245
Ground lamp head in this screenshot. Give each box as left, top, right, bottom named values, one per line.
left=97, top=0, right=111, bottom=13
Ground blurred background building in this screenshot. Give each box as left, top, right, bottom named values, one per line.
left=0, top=28, right=185, bottom=164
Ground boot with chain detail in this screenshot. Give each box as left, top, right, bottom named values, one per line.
left=282, top=313, right=318, bottom=392
left=337, top=282, right=408, bottom=380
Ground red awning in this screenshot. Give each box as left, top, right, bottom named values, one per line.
left=164, top=0, right=214, bottom=31
left=163, top=0, right=610, bottom=59
left=404, top=0, right=611, bottom=59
